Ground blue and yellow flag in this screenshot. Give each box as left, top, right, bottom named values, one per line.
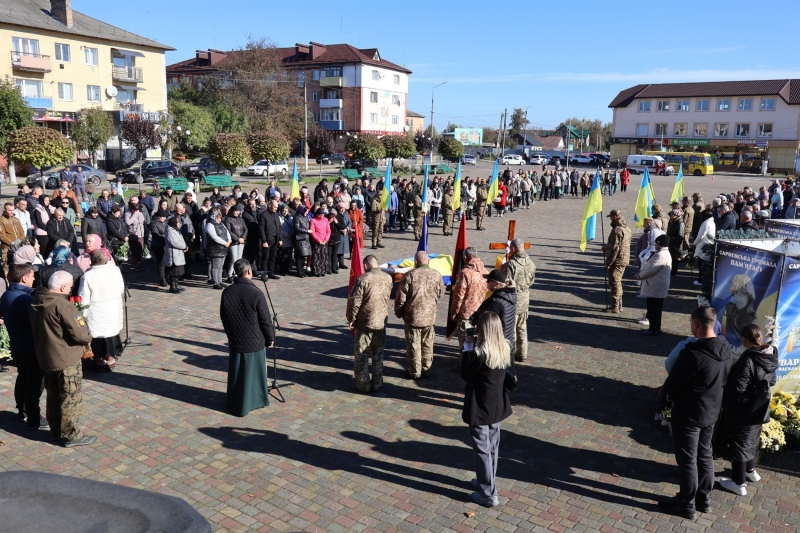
left=633, top=167, right=655, bottom=229
left=579, top=169, right=603, bottom=251
left=290, top=156, right=300, bottom=200
left=380, top=159, right=392, bottom=210
left=486, top=158, right=499, bottom=204
left=420, top=165, right=429, bottom=210
left=452, top=159, right=462, bottom=210
left=670, top=166, right=684, bottom=205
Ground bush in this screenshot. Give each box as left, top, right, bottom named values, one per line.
left=438, top=137, right=465, bottom=161
left=7, top=127, right=73, bottom=171
left=346, top=134, right=385, bottom=160
left=248, top=131, right=290, bottom=162
left=209, top=133, right=250, bottom=169
left=382, top=135, right=416, bottom=159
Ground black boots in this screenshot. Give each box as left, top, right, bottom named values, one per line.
left=158, top=277, right=168, bottom=287
left=337, top=254, right=346, bottom=270
left=169, top=277, right=181, bottom=294
left=296, top=259, right=306, bottom=278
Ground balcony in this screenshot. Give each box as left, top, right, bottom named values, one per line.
left=23, top=96, right=53, bottom=109
left=319, top=98, right=343, bottom=109
left=320, top=75, right=342, bottom=87
left=112, top=66, right=143, bottom=82
left=11, top=52, right=51, bottom=73
left=320, top=120, right=344, bottom=131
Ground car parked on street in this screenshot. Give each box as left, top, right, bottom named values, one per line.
left=26, top=164, right=106, bottom=189
left=344, top=159, right=378, bottom=172
left=500, top=154, right=525, bottom=165
left=181, top=156, right=230, bottom=177
left=569, top=154, right=594, bottom=165
left=245, top=160, right=289, bottom=177
left=116, top=160, right=179, bottom=184
left=462, top=154, right=477, bottom=166
left=550, top=155, right=567, bottom=166
left=315, top=154, right=346, bottom=165
left=528, top=154, right=548, bottom=165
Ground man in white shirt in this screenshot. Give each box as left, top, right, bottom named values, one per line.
left=14, top=198, right=32, bottom=238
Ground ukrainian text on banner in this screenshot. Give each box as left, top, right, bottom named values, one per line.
left=711, top=241, right=783, bottom=355
left=765, top=219, right=800, bottom=241
left=775, top=256, right=800, bottom=395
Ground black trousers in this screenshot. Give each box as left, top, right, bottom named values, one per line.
left=621, top=184, right=628, bottom=192
left=12, top=349, right=44, bottom=422
left=732, top=458, right=756, bottom=485
left=152, top=245, right=165, bottom=281
left=646, top=297, right=664, bottom=333
left=243, top=238, right=261, bottom=266
left=260, top=240, right=279, bottom=274
left=672, top=421, right=715, bottom=512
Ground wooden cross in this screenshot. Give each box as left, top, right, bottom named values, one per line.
left=489, top=220, right=531, bottom=263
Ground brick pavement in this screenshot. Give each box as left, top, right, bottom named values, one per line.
left=1, top=173, right=799, bottom=532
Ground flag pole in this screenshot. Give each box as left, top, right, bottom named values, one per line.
left=599, top=210, right=609, bottom=309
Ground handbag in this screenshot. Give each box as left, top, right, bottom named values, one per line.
left=504, top=365, right=518, bottom=392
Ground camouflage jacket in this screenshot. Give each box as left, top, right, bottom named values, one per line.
left=347, top=268, right=393, bottom=330
left=475, top=187, right=488, bottom=206
left=451, top=257, right=488, bottom=320
left=606, top=216, right=632, bottom=267
left=394, top=265, right=445, bottom=327
left=371, top=195, right=384, bottom=214
left=442, top=193, right=454, bottom=213
left=413, top=194, right=423, bottom=214
left=501, top=252, right=536, bottom=313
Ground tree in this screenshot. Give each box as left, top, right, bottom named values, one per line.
left=438, top=137, right=465, bottom=162
left=345, top=134, right=385, bottom=160
left=413, top=129, right=436, bottom=155
left=482, top=127, right=498, bottom=146
left=120, top=116, right=161, bottom=161
left=0, top=77, right=34, bottom=183
left=170, top=100, right=216, bottom=152
left=509, top=108, right=530, bottom=137
left=307, top=128, right=335, bottom=157
left=7, top=127, right=73, bottom=180
left=248, top=131, right=290, bottom=162
left=168, top=79, right=249, bottom=135
left=381, top=135, right=416, bottom=159
left=71, top=107, right=114, bottom=166
left=209, top=133, right=250, bottom=170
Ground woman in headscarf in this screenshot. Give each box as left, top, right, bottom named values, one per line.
left=332, top=201, right=351, bottom=271
left=79, top=249, right=125, bottom=371
left=38, top=245, right=83, bottom=293
left=165, top=216, right=187, bottom=293
left=309, top=207, right=330, bottom=277
left=293, top=206, right=312, bottom=278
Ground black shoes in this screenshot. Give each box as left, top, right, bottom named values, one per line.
left=268, top=274, right=280, bottom=280
left=27, top=417, right=49, bottom=430
left=658, top=499, right=696, bottom=520
left=63, top=435, right=97, bottom=448
left=213, top=284, right=224, bottom=290
left=158, top=278, right=168, bottom=287
left=640, top=330, right=660, bottom=336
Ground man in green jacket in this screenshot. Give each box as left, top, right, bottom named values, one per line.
left=501, top=238, right=537, bottom=362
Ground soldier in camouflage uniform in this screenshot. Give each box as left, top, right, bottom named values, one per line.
left=602, top=209, right=632, bottom=313
left=346, top=255, right=393, bottom=393
left=371, top=189, right=386, bottom=249
left=413, top=191, right=424, bottom=241
left=395, top=251, right=446, bottom=379
left=29, top=271, right=95, bottom=448
left=442, top=186, right=455, bottom=236
left=475, top=182, right=488, bottom=230
left=500, top=238, right=537, bottom=362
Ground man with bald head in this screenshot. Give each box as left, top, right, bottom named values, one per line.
left=395, top=251, right=445, bottom=379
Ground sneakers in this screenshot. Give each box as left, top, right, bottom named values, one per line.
left=27, top=417, right=49, bottom=430
left=470, top=478, right=480, bottom=490
left=719, top=478, right=747, bottom=496
left=745, top=470, right=761, bottom=483
left=63, top=434, right=97, bottom=448
left=637, top=317, right=650, bottom=326
left=693, top=280, right=703, bottom=286
left=470, top=491, right=499, bottom=508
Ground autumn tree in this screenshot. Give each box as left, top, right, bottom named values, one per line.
left=120, top=116, right=161, bottom=161
left=248, top=131, right=290, bottom=162
left=71, top=107, right=114, bottom=166
left=381, top=135, right=416, bottom=160
left=0, top=77, right=35, bottom=183
left=438, top=137, right=465, bottom=161
left=7, top=127, right=73, bottom=180
left=209, top=133, right=250, bottom=171
left=307, top=128, right=335, bottom=157
left=345, top=134, right=385, bottom=160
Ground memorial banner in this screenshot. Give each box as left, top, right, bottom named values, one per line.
left=765, top=219, right=800, bottom=241
left=775, top=256, right=800, bottom=394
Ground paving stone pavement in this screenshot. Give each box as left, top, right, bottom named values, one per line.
left=1, top=173, right=799, bottom=533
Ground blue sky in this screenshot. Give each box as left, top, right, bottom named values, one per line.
left=78, top=0, right=800, bottom=131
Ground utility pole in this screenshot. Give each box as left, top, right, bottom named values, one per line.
left=500, top=108, right=508, bottom=156
left=522, top=106, right=531, bottom=158
left=303, top=78, right=309, bottom=170
left=430, top=82, right=447, bottom=160
left=496, top=113, right=503, bottom=157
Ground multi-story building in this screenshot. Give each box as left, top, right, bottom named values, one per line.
left=406, top=109, right=425, bottom=134
left=167, top=42, right=412, bottom=137
left=1, top=0, right=172, bottom=161
left=609, top=80, right=800, bottom=172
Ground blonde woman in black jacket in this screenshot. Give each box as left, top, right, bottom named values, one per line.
left=461, top=312, right=513, bottom=508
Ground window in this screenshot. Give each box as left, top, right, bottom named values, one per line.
left=297, top=71, right=304, bottom=87
left=371, top=70, right=380, bottom=80
left=321, top=67, right=341, bottom=77
left=391, top=115, right=398, bottom=125
left=761, top=98, right=776, bottom=110
left=636, top=123, right=648, bottom=136
left=82, top=46, right=98, bottom=66
left=673, top=123, right=687, bottom=136
left=714, top=123, right=729, bottom=137
left=370, top=91, right=378, bottom=103
left=54, top=43, right=70, bottom=62
left=758, top=123, right=773, bottom=137
left=370, top=113, right=378, bottom=124
left=57, top=82, right=73, bottom=101
left=323, top=110, right=340, bottom=121
left=657, top=100, right=670, bottom=112
left=638, top=101, right=650, bottom=112
left=717, top=99, right=730, bottom=111
left=11, top=37, right=40, bottom=58
left=87, top=85, right=100, bottom=102
left=655, top=123, right=668, bottom=136
left=392, top=95, right=400, bottom=105
left=15, top=79, right=43, bottom=98
left=393, top=74, right=400, bottom=84
left=696, top=99, right=709, bottom=111
left=312, top=70, right=320, bottom=80
left=676, top=100, right=689, bottom=111
left=694, top=123, right=708, bottom=137
left=116, top=88, right=135, bottom=104
left=326, top=90, right=339, bottom=99
left=311, top=91, right=318, bottom=102
left=738, top=98, right=752, bottom=111
left=735, top=123, right=750, bottom=137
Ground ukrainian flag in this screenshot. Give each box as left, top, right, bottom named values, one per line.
left=486, top=158, right=499, bottom=204
left=421, top=165, right=429, bottom=210
left=633, top=167, right=655, bottom=229
left=290, top=156, right=300, bottom=200
left=380, top=159, right=392, bottom=210
left=579, top=169, right=603, bottom=251
left=452, top=159, right=462, bottom=210
left=670, top=166, right=684, bottom=205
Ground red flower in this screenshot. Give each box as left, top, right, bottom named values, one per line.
left=70, top=296, right=82, bottom=304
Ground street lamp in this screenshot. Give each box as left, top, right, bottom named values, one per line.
left=522, top=106, right=531, bottom=157
left=430, top=81, right=447, bottom=161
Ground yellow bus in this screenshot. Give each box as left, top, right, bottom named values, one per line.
left=643, top=151, right=714, bottom=176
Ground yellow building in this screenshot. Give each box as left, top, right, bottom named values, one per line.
left=1, top=0, right=172, bottom=142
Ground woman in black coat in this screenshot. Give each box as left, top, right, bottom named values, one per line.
left=44, top=208, right=75, bottom=257
left=106, top=205, right=129, bottom=255
left=293, top=206, right=311, bottom=277
left=719, top=324, right=778, bottom=496
left=327, top=209, right=345, bottom=274
left=461, top=311, right=513, bottom=508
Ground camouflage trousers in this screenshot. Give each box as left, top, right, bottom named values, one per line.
left=45, top=361, right=83, bottom=443
left=354, top=327, right=385, bottom=392
left=372, top=213, right=385, bottom=246
left=514, top=311, right=528, bottom=362
left=404, top=323, right=435, bottom=378
left=442, top=211, right=454, bottom=234
left=608, top=264, right=626, bottom=310
left=475, top=205, right=486, bottom=229
left=413, top=211, right=423, bottom=239
left=456, top=318, right=472, bottom=354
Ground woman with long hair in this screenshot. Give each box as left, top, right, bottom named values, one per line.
left=461, top=312, right=513, bottom=508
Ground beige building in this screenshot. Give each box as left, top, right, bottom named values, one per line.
left=1, top=0, right=172, bottom=145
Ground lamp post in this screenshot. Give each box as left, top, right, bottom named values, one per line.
left=430, top=81, right=447, bottom=162
left=522, top=106, right=531, bottom=158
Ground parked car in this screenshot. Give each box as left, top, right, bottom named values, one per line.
left=116, top=160, right=179, bottom=184
left=462, top=154, right=477, bottom=166
left=181, top=156, right=230, bottom=177
left=344, top=159, right=378, bottom=172
left=528, top=154, right=548, bottom=165
left=316, top=154, right=346, bottom=165
left=589, top=154, right=608, bottom=166
left=500, top=154, right=525, bottom=165
left=245, top=160, right=289, bottom=177
left=26, top=164, right=106, bottom=189
left=569, top=155, right=594, bottom=165
left=550, top=155, right=567, bottom=166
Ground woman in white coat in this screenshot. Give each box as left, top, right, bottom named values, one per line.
left=634, top=234, right=672, bottom=337
left=78, top=249, right=125, bottom=371
left=690, top=208, right=716, bottom=286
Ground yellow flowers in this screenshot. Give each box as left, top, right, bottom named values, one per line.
left=762, top=391, right=800, bottom=451
left=761, top=418, right=786, bottom=451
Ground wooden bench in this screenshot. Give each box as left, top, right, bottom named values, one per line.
left=156, top=177, right=189, bottom=193
left=340, top=169, right=361, bottom=180
left=435, top=164, right=455, bottom=174
left=362, top=167, right=381, bottom=176
left=201, top=174, right=239, bottom=191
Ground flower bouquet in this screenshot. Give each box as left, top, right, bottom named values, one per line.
left=761, top=418, right=786, bottom=451
left=70, top=296, right=93, bottom=360
left=115, top=241, right=130, bottom=263
left=0, top=324, right=11, bottom=362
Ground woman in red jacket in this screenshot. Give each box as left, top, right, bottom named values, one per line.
left=493, top=182, right=507, bottom=217
left=620, top=168, right=630, bottom=193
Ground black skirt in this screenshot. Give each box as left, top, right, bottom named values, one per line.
left=169, top=265, right=185, bottom=277
left=91, top=335, right=123, bottom=359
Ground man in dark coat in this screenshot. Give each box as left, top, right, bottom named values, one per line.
left=258, top=199, right=282, bottom=280
left=660, top=306, right=732, bottom=520
left=470, top=269, right=517, bottom=351
left=716, top=204, right=737, bottom=233
left=242, top=198, right=261, bottom=267
left=219, top=259, right=274, bottom=417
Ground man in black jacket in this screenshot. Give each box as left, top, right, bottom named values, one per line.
left=470, top=269, right=517, bottom=351
left=258, top=199, right=282, bottom=280
left=242, top=199, right=261, bottom=267
left=716, top=204, right=737, bottom=233
left=660, top=306, right=732, bottom=520
left=219, top=259, right=274, bottom=416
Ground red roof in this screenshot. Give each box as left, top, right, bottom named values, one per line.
left=609, top=80, right=800, bottom=107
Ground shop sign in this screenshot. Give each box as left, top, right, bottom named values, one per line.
left=611, top=137, right=647, bottom=144
left=672, top=138, right=710, bottom=146
left=738, top=140, right=769, bottom=147
left=648, top=138, right=671, bottom=147
left=33, top=109, right=76, bottom=122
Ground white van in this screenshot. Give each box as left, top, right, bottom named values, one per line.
left=625, top=154, right=668, bottom=175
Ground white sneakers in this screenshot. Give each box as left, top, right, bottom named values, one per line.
left=693, top=280, right=703, bottom=286
left=637, top=317, right=650, bottom=326
left=719, top=478, right=747, bottom=496
left=746, top=469, right=761, bottom=482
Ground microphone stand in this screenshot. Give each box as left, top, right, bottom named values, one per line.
left=260, top=275, right=289, bottom=402
left=119, top=275, right=152, bottom=357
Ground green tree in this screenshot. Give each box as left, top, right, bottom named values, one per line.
left=438, top=137, right=465, bottom=161
left=345, top=134, right=385, bottom=160
left=168, top=79, right=249, bottom=135
left=120, top=116, right=161, bottom=161
left=248, top=131, right=290, bottom=162
left=209, top=133, right=250, bottom=171
left=71, top=107, right=114, bottom=167
left=482, top=127, right=498, bottom=147
left=307, top=128, right=335, bottom=157
left=509, top=108, right=529, bottom=137
left=170, top=100, right=216, bottom=152
left=7, top=127, right=73, bottom=180
left=0, top=77, right=34, bottom=183
left=381, top=135, right=416, bottom=159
